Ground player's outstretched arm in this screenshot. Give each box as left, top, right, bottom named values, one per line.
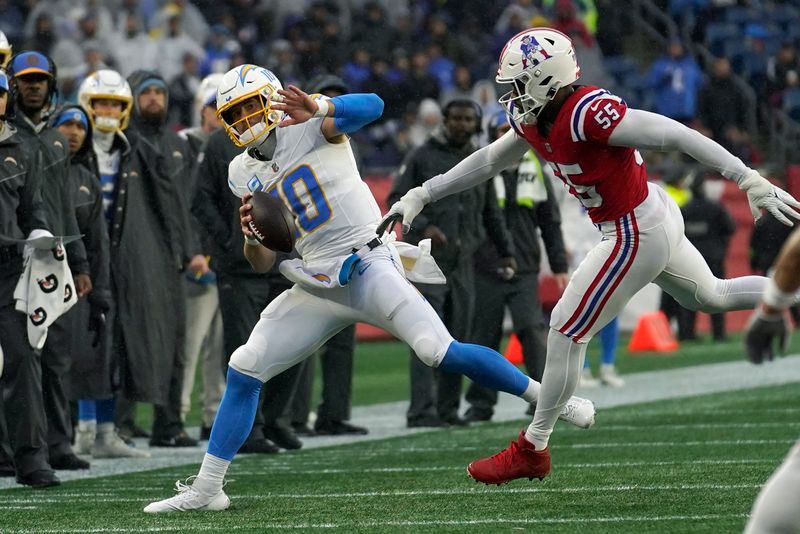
left=239, top=193, right=276, bottom=273
left=609, top=109, right=800, bottom=226
left=382, top=130, right=530, bottom=233
left=271, top=85, right=383, bottom=142
left=744, top=228, right=800, bottom=363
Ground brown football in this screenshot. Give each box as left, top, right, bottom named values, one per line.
left=247, top=191, right=297, bottom=253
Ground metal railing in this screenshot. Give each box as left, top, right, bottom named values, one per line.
left=633, top=0, right=761, bottom=147
left=631, top=0, right=679, bottom=46
left=768, top=109, right=800, bottom=167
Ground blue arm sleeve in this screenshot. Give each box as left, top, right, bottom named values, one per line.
left=330, top=93, right=384, bottom=134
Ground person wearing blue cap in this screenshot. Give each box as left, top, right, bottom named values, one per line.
left=7, top=50, right=93, bottom=474
left=464, top=111, right=570, bottom=422
left=51, top=105, right=149, bottom=460
left=0, top=67, right=63, bottom=488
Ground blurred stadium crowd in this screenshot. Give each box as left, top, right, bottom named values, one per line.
left=1, top=0, right=800, bottom=487
left=1, top=1, right=798, bottom=167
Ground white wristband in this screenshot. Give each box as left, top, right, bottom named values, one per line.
left=313, top=99, right=330, bottom=118
left=763, top=277, right=795, bottom=310
left=244, top=235, right=260, bottom=246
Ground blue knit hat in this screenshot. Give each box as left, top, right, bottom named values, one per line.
left=53, top=106, right=88, bottom=129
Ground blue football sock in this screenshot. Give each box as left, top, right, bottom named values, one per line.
left=207, top=367, right=263, bottom=461
left=96, top=398, right=115, bottom=424
left=78, top=399, right=96, bottom=422
left=600, top=317, right=619, bottom=365
left=438, top=340, right=530, bottom=396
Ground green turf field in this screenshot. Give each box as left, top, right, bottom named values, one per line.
left=5, top=382, right=797, bottom=533
left=157, top=331, right=800, bottom=430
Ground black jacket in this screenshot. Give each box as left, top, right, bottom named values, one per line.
left=191, top=128, right=253, bottom=276
left=94, top=129, right=186, bottom=404
left=475, top=167, right=567, bottom=276
left=127, top=70, right=196, bottom=264
left=682, top=195, right=735, bottom=266
left=750, top=213, right=795, bottom=273
left=10, top=114, right=89, bottom=276
left=0, top=126, right=49, bottom=303
left=60, top=110, right=111, bottom=311
left=389, top=130, right=514, bottom=274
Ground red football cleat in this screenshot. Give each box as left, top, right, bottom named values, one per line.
left=467, top=431, right=551, bottom=485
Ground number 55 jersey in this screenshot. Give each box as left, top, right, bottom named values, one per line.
left=227, top=115, right=381, bottom=263
left=510, top=85, right=649, bottom=224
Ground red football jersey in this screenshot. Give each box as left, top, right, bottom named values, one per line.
left=510, top=85, right=649, bottom=223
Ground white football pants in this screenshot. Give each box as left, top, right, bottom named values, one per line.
left=229, top=244, right=454, bottom=382
left=529, top=182, right=767, bottom=449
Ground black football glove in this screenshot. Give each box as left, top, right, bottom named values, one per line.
left=88, top=306, right=107, bottom=348
left=744, top=308, right=791, bottom=364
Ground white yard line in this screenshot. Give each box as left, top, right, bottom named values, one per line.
left=2, top=514, right=753, bottom=533
left=2, top=353, right=799, bottom=490
left=1, top=482, right=766, bottom=502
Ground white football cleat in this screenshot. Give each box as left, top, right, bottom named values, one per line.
left=580, top=367, right=601, bottom=387
left=73, top=423, right=95, bottom=455
left=93, top=429, right=150, bottom=458
left=144, top=479, right=230, bottom=513
left=558, top=396, right=596, bottom=429
left=600, top=364, right=625, bottom=388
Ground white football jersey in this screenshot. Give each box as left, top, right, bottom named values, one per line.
left=228, top=115, right=381, bottom=262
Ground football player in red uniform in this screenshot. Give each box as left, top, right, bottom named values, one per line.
left=385, top=27, right=800, bottom=485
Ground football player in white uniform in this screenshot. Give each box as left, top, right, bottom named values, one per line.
left=743, top=228, right=800, bottom=534
left=0, top=31, right=11, bottom=69
left=144, top=64, right=596, bottom=513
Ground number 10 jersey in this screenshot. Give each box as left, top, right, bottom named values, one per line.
left=227, top=116, right=381, bottom=263
left=510, top=85, right=649, bottom=224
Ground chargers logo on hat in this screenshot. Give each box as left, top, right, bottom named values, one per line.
left=0, top=70, right=8, bottom=92
left=11, top=51, right=53, bottom=78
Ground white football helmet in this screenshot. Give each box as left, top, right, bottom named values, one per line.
left=78, top=70, right=133, bottom=133
left=216, top=64, right=284, bottom=147
left=497, top=28, right=580, bottom=125
left=0, top=31, right=11, bottom=70
left=194, top=73, right=224, bottom=127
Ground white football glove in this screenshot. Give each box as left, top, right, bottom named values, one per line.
left=382, top=185, right=432, bottom=234
left=739, top=169, right=800, bottom=226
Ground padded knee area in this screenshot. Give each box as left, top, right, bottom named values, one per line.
left=407, top=319, right=451, bottom=367
left=229, top=344, right=261, bottom=377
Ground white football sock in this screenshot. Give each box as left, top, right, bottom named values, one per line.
left=193, top=453, right=230, bottom=496
left=520, top=379, right=540, bottom=404
left=78, top=419, right=96, bottom=432
left=525, top=329, right=587, bottom=450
